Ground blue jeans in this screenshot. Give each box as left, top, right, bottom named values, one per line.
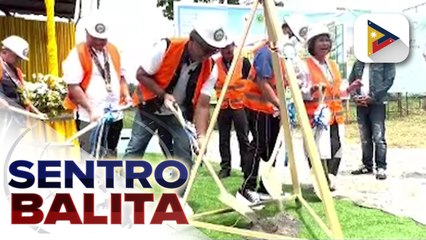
left=357, top=103, right=387, bottom=170
left=123, top=108, right=192, bottom=163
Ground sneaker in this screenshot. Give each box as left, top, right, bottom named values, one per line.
left=257, top=187, right=288, bottom=200
left=218, top=169, right=230, bottom=179
left=256, top=183, right=271, bottom=201
left=257, top=192, right=272, bottom=201
left=236, top=188, right=262, bottom=205
left=376, top=168, right=387, bottom=180
left=351, top=166, right=373, bottom=175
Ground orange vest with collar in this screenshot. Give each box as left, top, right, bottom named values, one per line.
left=215, top=56, right=246, bottom=110
left=304, top=57, right=344, bottom=125
left=244, top=43, right=286, bottom=114
left=63, top=42, right=128, bottom=110
left=132, top=38, right=213, bottom=109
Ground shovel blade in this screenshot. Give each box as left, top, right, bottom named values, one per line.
left=218, top=192, right=255, bottom=220
left=261, top=167, right=283, bottom=199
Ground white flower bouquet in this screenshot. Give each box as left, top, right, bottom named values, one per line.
left=19, top=73, right=68, bottom=118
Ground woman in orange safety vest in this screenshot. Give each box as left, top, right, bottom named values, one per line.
left=302, top=24, right=362, bottom=192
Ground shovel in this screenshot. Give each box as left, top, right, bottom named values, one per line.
left=50, top=104, right=133, bottom=147
left=167, top=102, right=200, bottom=156
left=167, top=102, right=278, bottom=233
left=259, top=126, right=284, bottom=201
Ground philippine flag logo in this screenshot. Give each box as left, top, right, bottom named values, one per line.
left=354, top=13, right=410, bottom=63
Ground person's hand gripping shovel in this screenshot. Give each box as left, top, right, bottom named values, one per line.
left=46, top=104, right=133, bottom=151
left=166, top=101, right=200, bottom=157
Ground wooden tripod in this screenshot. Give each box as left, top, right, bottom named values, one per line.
left=181, top=0, right=344, bottom=238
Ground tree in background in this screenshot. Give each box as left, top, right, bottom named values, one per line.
left=157, top=0, right=240, bottom=20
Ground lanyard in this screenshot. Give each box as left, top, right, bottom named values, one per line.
left=88, top=48, right=112, bottom=92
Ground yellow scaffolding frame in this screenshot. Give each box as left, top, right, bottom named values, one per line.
left=182, top=0, right=344, bottom=239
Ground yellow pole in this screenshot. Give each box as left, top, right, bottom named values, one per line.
left=45, top=0, right=59, bottom=76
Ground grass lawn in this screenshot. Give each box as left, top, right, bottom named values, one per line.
left=145, top=154, right=426, bottom=239
left=124, top=102, right=426, bottom=149
left=345, top=110, right=426, bottom=148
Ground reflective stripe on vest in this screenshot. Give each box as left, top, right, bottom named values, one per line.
left=304, top=57, right=344, bottom=125
left=63, top=42, right=123, bottom=110
left=215, top=56, right=246, bottom=110
left=132, top=38, right=213, bottom=108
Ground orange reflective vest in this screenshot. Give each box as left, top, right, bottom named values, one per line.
left=215, top=56, right=246, bottom=110
left=132, top=38, right=213, bottom=109
left=244, top=44, right=285, bottom=114
left=304, top=57, right=344, bottom=125
left=63, top=42, right=127, bottom=110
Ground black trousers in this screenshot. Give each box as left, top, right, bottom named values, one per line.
left=242, top=109, right=280, bottom=191
left=107, top=119, right=123, bottom=152
left=218, top=108, right=250, bottom=171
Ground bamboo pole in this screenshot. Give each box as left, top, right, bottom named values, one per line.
left=297, top=196, right=333, bottom=238
left=262, top=0, right=343, bottom=238
left=45, top=0, right=59, bottom=76
left=190, top=194, right=297, bottom=219
left=262, top=0, right=301, bottom=197
left=189, top=220, right=300, bottom=240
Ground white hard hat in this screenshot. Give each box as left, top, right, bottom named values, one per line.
left=306, top=24, right=331, bottom=43
left=284, top=14, right=309, bottom=41
left=2, top=35, right=29, bottom=61
left=85, top=13, right=109, bottom=39
left=193, top=17, right=228, bottom=49
left=224, top=35, right=235, bottom=47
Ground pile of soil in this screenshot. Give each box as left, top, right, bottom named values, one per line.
left=248, top=212, right=300, bottom=239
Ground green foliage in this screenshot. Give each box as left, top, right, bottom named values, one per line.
left=19, top=74, right=68, bottom=118
left=157, top=0, right=240, bottom=20
left=141, top=154, right=426, bottom=239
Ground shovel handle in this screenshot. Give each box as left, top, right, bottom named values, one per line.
left=267, top=126, right=284, bottom=166
left=168, top=102, right=187, bottom=128
left=65, top=120, right=99, bottom=144
left=318, top=84, right=326, bottom=105
left=63, top=104, right=132, bottom=145
left=8, top=106, right=47, bottom=120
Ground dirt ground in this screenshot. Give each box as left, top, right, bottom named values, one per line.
left=205, top=131, right=426, bottom=226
